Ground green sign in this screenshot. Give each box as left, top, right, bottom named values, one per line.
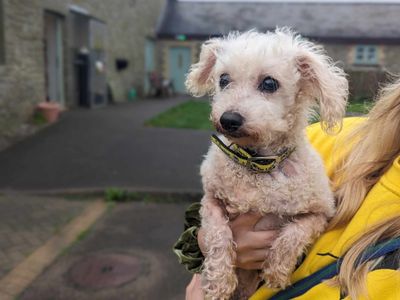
left=176, top=34, right=187, bottom=41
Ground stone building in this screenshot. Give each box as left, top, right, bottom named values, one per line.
left=0, top=0, right=164, bottom=148
left=155, top=0, right=400, bottom=97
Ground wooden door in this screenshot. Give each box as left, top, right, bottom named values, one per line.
left=169, top=47, right=191, bottom=94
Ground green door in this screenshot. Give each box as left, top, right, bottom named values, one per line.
left=169, top=47, right=191, bottom=94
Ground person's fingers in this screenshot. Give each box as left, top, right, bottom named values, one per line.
left=186, top=275, right=195, bottom=289
left=236, top=230, right=279, bottom=251
left=230, top=211, right=263, bottom=229
left=238, top=261, right=266, bottom=270
left=237, top=249, right=267, bottom=264
left=191, top=274, right=202, bottom=289
left=249, top=230, right=280, bottom=247
left=235, top=248, right=269, bottom=270
left=186, top=274, right=204, bottom=300
left=254, top=213, right=286, bottom=231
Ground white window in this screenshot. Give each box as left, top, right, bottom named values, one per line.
left=354, top=45, right=379, bottom=65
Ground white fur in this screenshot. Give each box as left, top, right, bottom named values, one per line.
left=186, top=28, right=348, bottom=300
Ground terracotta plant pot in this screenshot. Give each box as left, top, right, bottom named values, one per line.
left=36, top=102, right=61, bottom=123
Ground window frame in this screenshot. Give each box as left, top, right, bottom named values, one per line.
left=354, top=45, right=379, bottom=66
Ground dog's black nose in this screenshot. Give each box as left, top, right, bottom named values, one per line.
left=220, top=112, right=244, bottom=132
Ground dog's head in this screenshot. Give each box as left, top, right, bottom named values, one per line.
left=186, top=29, right=348, bottom=148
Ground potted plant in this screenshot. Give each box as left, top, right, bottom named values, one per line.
left=36, top=101, right=61, bottom=123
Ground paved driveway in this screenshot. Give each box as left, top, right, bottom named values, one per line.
left=0, top=98, right=211, bottom=193
left=19, top=202, right=192, bottom=300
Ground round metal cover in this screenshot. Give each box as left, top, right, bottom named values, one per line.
left=68, top=253, right=142, bottom=289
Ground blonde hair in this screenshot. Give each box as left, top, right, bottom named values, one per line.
left=329, top=77, right=400, bottom=299
left=335, top=217, right=400, bottom=299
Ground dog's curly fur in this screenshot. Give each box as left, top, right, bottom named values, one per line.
left=186, top=28, right=348, bottom=300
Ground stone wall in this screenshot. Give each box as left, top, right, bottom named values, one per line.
left=0, top=0, right=46, bottom=149
left=324, top=42, right=399, bottom=100
left=0, top=0, right=165, bottom=149
left=382, top=45, right=400, bottom=74
left=45, top=0, right=166, bottom=103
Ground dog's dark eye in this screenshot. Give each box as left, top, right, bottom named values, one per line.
left=219, top=73, right=230, bottom=89
left=259, top=76, right=279, bottom=93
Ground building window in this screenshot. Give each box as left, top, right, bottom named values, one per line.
left=354, top=45, right=378, bottom=65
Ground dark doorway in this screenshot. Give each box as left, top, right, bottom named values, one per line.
left=71, top=11, right=107, bottom=108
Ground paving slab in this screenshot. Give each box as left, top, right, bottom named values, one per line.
left=0, top=97, right=211, bottom=193
left=19, top=202, right=193, bottom=300
left=0, top=194, right=88, bottom=278
left=0, top=199, right=107, bottom=300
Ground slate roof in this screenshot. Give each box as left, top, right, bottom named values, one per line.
left=156, top=0, right=400, bottom=42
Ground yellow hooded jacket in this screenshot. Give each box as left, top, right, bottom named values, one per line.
left=251, top=117, right=400, bottom=300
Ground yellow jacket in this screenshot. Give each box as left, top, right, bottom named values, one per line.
left=251, top=117, right=400, bottom=300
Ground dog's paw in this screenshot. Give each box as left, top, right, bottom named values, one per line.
left=203, top=278, right=237, bottom=300
left=262, top=265, right=291, bottom=289
left=262, top=244, right=297, bottom=288
left=263, top=250, right=292, bottom=288
left=203, top=269, right=238, bottom=300
left=202, top=254, right=238, bottom=300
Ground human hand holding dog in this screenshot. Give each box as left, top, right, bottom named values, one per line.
left=186, top=213, right=280, bottom=300
left=197, top=212, right=281, bottom=269
left=230, top=212, right=281, bottom=270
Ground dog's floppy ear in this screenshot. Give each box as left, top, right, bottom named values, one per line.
left=185, top=38, right=221, bottom=97
left=296, top=45, right=348, bottom=134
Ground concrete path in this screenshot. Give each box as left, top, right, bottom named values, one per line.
left=0, top=194, right=88, bottom=279
left=19, top=202, right=192, bottom=300
left=0, top=97, right=211, bottom=193
left=0, top=198, right=107, bottom=300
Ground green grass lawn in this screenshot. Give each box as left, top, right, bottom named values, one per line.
left=346, top=100, right=373, bottom=114
left=146, top=99, right=373, bottom=130
left=145, top=100, right=213, bottom=130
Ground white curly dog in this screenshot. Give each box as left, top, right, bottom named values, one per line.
left=186, top=29, right=348, bottom=300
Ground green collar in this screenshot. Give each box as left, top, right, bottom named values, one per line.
left=211, top=134, right=295, bottom=173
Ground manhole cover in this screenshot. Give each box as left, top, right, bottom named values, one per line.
left=68, top=253, right=142, bottom=289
